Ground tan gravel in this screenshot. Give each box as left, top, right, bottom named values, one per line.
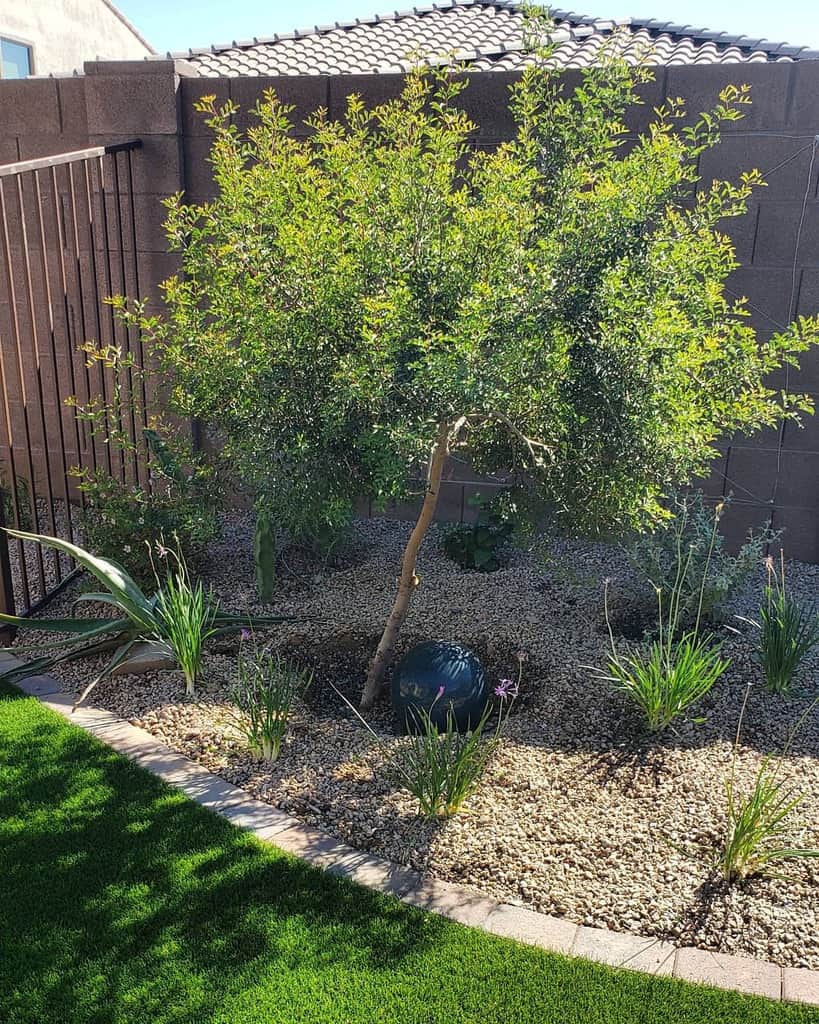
left=23, top=511, right=819, bottom=969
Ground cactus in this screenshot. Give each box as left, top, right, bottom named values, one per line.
left=254, top=509, right=276, bottom=603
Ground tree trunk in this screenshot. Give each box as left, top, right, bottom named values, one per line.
left=361, top=418, right=462, bottom=709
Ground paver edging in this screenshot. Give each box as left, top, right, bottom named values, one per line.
left=6, top=664, right=818, bottom=1007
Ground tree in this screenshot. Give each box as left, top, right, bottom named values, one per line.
left=122, top=26, right=818, bottom=709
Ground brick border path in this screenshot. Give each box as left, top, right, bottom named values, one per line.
left=3, top=654, right=817, bottom=1007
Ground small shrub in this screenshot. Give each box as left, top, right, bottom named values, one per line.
left=596, top=502, right=729, bottom=730
left=230, top=645, right=312, bottom=761
left=76, top=463, right=220, bottom=585
left=443, top=493, right=516, bottom=572
left=629, top=491, right=775, bottom=624
left=757, top=554, right=819, bottom=694
left=154, top=546, right=218, bottom=695
left=68, top=343, right=221, bottom=584
left=721, top=688, right=819, bottom=882
left=602, top=630, right=729, bottom=732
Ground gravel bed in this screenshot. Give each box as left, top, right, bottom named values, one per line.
left=19, top=511, right=819, bottom=969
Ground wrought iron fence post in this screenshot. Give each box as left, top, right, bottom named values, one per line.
left=0, top=495, right=15, bottom=621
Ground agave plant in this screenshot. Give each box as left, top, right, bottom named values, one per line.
left=0, top=528, right=286, bottom=707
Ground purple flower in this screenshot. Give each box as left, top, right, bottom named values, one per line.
left=494, top=677, right=518, bottom=700
left=436, top=685, right=446, bottom=699
left=240, top=628, right=252, bottom=642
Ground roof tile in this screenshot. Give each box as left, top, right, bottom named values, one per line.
left=182, top=2, right=814, bottom=77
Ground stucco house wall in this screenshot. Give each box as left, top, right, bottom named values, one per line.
left=1, top=0, right=152, bottom=77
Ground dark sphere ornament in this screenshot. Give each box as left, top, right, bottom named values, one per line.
left=392, top=640, right=489, bottom=734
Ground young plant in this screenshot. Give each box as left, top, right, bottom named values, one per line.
left=0, top=529, right=285, bottom=705
left=0, top=464, right=31, bottom=530
left=390, top=692, right=501, bottom=818
left=721, top=687, right=819, bottom=882
left=230, top=644, right=312, bottom=761
left=602, top=628, right=729, bottom=733
left=154, top=546, right=218, bottom=695
left=597, top=503, right=729, bottom=731
left=443, top=493, right=516, bottom=572
left=757, top=553, right=819, bottom=694
left=68, top=343, right=221, bottom=585
left=333, top=667, right=519, bottom=819
left=629, top=491, right=775, bottom=625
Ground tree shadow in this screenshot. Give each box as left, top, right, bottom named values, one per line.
left=0, top=695, right=451, bottom=1024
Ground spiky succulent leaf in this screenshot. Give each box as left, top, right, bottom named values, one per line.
left=4, top=528, right=158, bottom=630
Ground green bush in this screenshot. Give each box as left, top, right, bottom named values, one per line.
left=443, top=493, right=516, bottom=572
left=75, top=458, right=220, bottom=585
left=629, top=492, right=774, bottom=624
left=68, top=343, right=221, bottom=583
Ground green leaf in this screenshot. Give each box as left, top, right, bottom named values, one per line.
left=2, top=619, right=131, bottom=654
left=0, top=614, right=120, bottom=634
left=0, top=634, right=131, bottom=685
left=4, top=529, right=158, bottom=630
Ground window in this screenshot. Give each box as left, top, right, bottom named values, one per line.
left=0, top=37, right=33, bottom=79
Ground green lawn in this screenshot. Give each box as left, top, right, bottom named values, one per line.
left=1, top=683, right=817, bottom=1024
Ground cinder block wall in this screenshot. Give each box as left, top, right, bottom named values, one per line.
left=0, top=77, right=89, bottom=163
left=1, top=60, right=818, bottom=557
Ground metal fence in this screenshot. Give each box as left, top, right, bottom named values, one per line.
left=0, top=140, right=144, bottom=619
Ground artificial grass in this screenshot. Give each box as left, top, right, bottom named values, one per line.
left=1, top=684, right=817, bottom=1024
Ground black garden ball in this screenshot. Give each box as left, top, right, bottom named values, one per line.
left=392, top=640, right=489, bottom=734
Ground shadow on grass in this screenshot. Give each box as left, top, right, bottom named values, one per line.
left=2, top=685, right=817, bottom=1024
left=0, top=689, right=443, bottom=1023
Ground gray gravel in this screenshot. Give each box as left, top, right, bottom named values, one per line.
left=23, top=511, right=819, bottom=969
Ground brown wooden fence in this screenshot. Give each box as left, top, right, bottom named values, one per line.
left=0, top=140, right=144, bottom=617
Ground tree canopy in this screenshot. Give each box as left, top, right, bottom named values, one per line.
left=121, top=29, right=819, bottom=704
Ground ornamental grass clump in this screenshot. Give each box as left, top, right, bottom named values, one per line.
left=597, top=503, right=729, bottom=731
left=394, top=698, right=492, bottom=819
left=331, top=669, right=518, bottom=819
left=720, top=686, right=819, bottom=882
left=603, top=630, right=729, bottom=733
left=154, top=545, right=217, bottom=696
left=757, top=553, right=819, bottom=694
left=230, top=643, right=312, bottom=762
